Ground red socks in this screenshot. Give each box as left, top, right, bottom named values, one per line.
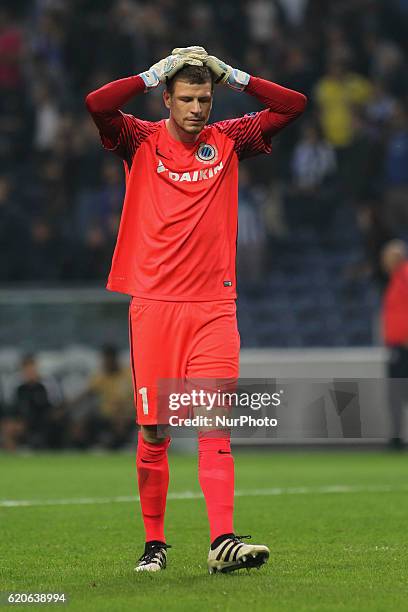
left=198, top=434, right=235, bottom=542
left=136, top=432, right=170, bottom=543
left=136, top=432, right=235, bottom=544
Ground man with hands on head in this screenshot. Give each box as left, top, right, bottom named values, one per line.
left=86, top=46, right=306, bottom=574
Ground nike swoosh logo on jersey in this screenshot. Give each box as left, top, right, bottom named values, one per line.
left=156, top=147, right=171, bottom=160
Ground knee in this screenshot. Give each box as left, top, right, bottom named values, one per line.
left=137, top=427, right=171, bottom=466
left=140, top=425, right=170, bottom=445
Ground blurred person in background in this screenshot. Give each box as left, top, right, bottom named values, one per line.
left=87, top=344, right=134, bottom=449
left=381, top=240, right=408, bottom=450
left=2, top=353, right=65, bottom=451
left=314, top=58, right=372, bottom=167
left=0, top=388, right=24, bottom=452
left=237, top=167, right=266, bottom=288
left=369, top=39, right=407, bottom=99
left=280, top=45, right=316, bottom=99
left=340, top=109, right=385, bottom=223
left=366, top=79, right=396, bottom=128
left=350, top=203, right=393, bottom=289
left=29, top=4, right=67, bottom=93
left=71, top=112, right=105, bottom=190
left=32, top=81, right=61, bottom=152
left=76, top=158, right=124, bottom=237
left=94, top=0, right=140, bottom=78
left=65, top=223, right=115, bottom=281
left=0, top=174, right=28, bottom=282
left=285, top=122, right=337, bottom=231
left=32, top=157, right=69, bottom=226
left=245, top=0, right=286, bottom=47
left=0, top=7, right=24, bottom=92
left=69, top=344, right=134, bottom=449
left=0, top=6, right=30, bottom=170
left=383, top=103, right=408, bottom=233
left=25, top=217, right=64, bottom=281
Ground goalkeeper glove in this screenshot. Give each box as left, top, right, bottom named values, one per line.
left=139, top=53, right=204, bottom=91
left=172, top=46, right=208, bottom=61
left=205, top=55, right=250, bottom=91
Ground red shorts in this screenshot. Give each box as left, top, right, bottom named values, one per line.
left=128, top=298, right=240, bottom=425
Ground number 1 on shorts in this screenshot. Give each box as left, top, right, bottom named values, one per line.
left=138, top=387, right=149, bottom=415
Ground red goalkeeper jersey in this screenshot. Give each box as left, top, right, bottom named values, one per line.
left=104, top=113, right=271, bottom=300
left=86, top=74, right=307, bottom=300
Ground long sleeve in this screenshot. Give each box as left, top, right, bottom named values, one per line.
left=245, top=76, right=307, bottom=137
left=85, top=75, right=159, bottom=165
left=85, top=75, right=145, bottom=145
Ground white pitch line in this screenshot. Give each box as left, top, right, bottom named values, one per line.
left=1, top=484, right=407, bottom=508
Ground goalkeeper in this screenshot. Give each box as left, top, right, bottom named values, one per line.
left=86, top=47, right=307, bottom=574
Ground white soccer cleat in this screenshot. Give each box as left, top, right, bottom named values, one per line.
left=135, top=541, right=170, bottom=572
left=207, top=535, right=269, bottom=574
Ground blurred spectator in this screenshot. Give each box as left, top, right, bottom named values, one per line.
left=70, top=113, right=104, bottom=191
left=32, top=82, right=61, bottom=151
left=34, top=157, right=69, bottom=222
left=383, top=104, right=408, bottom=232
left=281, top=0, right=308, bottom=27
left=1, top=388, right=25, bottom=452
left=26, top=217, right=64, bottom=281
left=237, top=168, right=266, bottom=287
left=381, top=240, right=408, bottom=450
left=72, top=223, right=115, bottom=281
left=0, top=7, right=28, bottom=164
left=351, top=204, right=393, bottom=289
left=314, top=59, right=372, bottom=151
left=0, top=175, right=28, bottom=281
left=366, top=80, right=396, bottom=127
left=69, top=344, right=135, bottom=449
left=285, top=123, right=338, bottom=231
left=29, top=6, right=67, bottom=91
left=0, top=8, right=24, bottom=91
left=245, top=0, right=285, bottom=45
left=187, top=4, right=217, bottom=49
left=99, top=1, right=141, bottom=77
left=281, top=46, right=316, bottom=99
left=370, top=39, right=407, bottom=98
left=291, top=123, right=337, bottom=188
left=0, top=88, right=32, bottom=169
left=76, top=158, right=124, bottom=236
left=1, top=353, right=65, bottom=451
left=341, top=110, right=383, bottom=207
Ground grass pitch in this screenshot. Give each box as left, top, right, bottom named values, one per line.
left=1, top=449, right=407, bottom=611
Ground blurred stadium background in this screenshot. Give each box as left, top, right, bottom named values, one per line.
left=1, top=0, right=408, bottom=450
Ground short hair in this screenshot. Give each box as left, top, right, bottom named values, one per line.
left=166, top=65, right=214, bottom=94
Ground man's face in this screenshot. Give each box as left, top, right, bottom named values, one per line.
left=164, top=79, right=213, bottom=135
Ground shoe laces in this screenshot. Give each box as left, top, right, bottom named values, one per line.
left=138, top=542, right=171, bottom=564
left=232, top=534, right=252, bottom=542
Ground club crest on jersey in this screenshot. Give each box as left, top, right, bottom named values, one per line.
left=196, top=143, right=218, bottom=164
